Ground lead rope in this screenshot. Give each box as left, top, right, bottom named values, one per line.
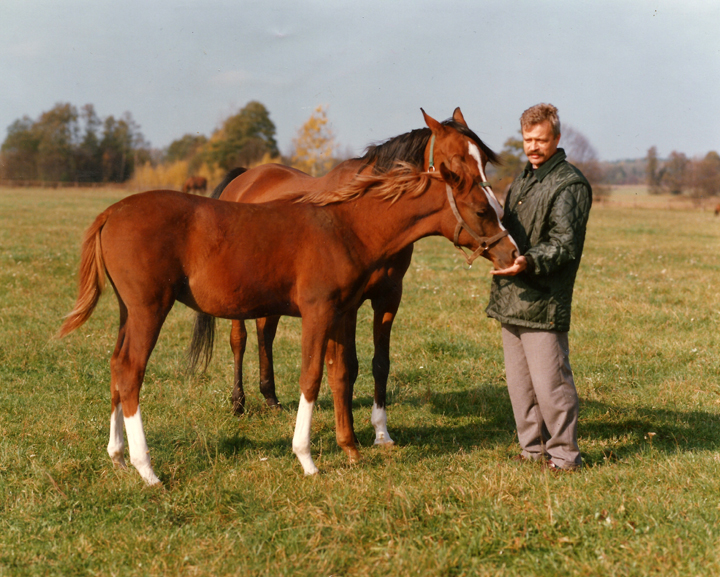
left=445, top=184, right=509, bottom=266
left=428, top=134, right=436, bottom=172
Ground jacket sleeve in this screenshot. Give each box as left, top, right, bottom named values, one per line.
left=523, top=182, right=591, bottom=276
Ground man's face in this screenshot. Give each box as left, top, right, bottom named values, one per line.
left=522, top=120, right=560, bottom=169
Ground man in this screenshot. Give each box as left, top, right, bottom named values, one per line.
left=486, top=103, right=592, bottom=471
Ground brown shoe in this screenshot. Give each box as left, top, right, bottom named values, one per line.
left=544, top=460, right=579, bottom=472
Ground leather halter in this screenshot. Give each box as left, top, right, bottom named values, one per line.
left=445, top=183, right=509, bottom=266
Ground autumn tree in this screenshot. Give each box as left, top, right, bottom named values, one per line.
left=689, top=151, right=720, bottom=198
left=166, top=134, right=208, bottom=163
left=291, top=105, right=337, bottom=177
left=207, top=101, right=279, bottom=170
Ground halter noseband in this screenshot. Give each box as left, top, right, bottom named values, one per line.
left=445, top=183, right=509, bottom=266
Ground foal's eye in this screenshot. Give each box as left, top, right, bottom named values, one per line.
left=476, top=208, right=489, bottom=217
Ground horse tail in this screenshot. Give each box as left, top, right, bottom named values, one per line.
left=187, top=312, right=216, bottom=373
left=56, top=211, right=109, bottom=338
left=210, top=167, right=247, bottom=199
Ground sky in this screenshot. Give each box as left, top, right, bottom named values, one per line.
left=1, top=0, right=718, bottom=162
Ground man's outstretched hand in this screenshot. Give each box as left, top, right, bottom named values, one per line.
left=491, top=255, right=528, bottom=277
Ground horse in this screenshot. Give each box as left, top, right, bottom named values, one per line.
left=57, top=157, right=518, bottom=484
left=182, top=176, right=207, bottom=195
left=205, top=108, right=510, bottom=447
left=715, top=203, right=720, bottom=216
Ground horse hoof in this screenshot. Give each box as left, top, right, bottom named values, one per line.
left=344, top=448, right=361, bottom=464
left=374, top=438, right=396, bottom=447
left=110, top=454, right=127, bottom=469
left=265, top=399, right=283, bottom=410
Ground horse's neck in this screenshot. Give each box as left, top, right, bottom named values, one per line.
left=338, top=184, right=446, bottom=260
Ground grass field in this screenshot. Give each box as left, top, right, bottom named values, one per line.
left=1, top=185, right=720, bottom=576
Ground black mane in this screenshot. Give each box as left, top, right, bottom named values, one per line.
left=357, top=118, right=500, bottom=174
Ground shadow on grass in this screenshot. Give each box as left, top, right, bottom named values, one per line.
left=155, top=384, right=720, bottom=473
left=352, top=385, right=720, bottom=467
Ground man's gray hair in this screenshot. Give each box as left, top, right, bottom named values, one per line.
left=520, top=103, right=560, bottom=137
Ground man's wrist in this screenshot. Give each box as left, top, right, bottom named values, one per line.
left=523, top=254, right=535, bottom=274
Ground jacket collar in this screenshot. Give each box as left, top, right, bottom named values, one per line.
left=522, top=148, right=567, bottom=182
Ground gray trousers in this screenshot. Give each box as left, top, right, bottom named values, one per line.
left=501, top=324, right=581, bottom=469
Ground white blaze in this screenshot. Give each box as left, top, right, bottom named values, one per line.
left=292, top=393, right=319, bottom=475
left=468, top=142, right=519, bottom=251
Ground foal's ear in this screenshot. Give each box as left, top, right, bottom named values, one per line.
left=421, top=108, right=443, bottom=133
left=452, top=107, right=468, bottom=127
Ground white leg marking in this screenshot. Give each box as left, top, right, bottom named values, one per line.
left=124, top=408, right=161, bottom=486
left=371, top=402, right=395, bottom=446
left=292, top=394, right=319, bottom=475
left=107, top=404, right=126, bottom=468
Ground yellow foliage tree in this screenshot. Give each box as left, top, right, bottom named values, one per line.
left=291, top=105, right=336, bottom=177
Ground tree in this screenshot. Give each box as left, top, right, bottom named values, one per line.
left=487, top=133, right=524, bottom=202
left=562, top=126, right=610, bottom=199
left=100, top=112, right=146, bottom=182
left=690, top=151, right=720, bottom=198
left=0, top=103, right=147, bottom=183
left=0, top=116, right=39, bottom=180
left=646, top=146, right=662, bottom=194
left=166, top=134, right=208, bottom=163
left=34, top=103, right=79, bottom=182
left=75, top=104, right=102, bottom=182
left=207, top=101, right=279, bottom=170
left=662, top=151, right=689, bottom=195
left=291, top=105, right=336, bottom=177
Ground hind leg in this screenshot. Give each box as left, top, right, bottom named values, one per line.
left=109, top=305, right=170, bottom=485
left=370, top=286, right=404, bottom=446
left=256, top=316, right=282, bottom=408
left=326, top=313, right=361, bottom=461
left=230, top=320, right=248, bottom=415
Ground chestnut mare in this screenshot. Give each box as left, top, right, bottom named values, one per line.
left=58, top=157, right=517, bottom=485
left=205, top=108, right=509, bottom=447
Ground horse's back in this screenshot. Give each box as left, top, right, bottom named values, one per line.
left=97, top=189, right=345, bottom=318
left=220, top=161, right=365, bottom=203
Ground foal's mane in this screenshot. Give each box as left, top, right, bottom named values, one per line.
left=358, top=118, right=500, bottom=174
left=294, top=162, right=435, bottom=206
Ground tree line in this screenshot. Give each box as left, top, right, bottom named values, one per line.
left=646, top=147, right=720, bottom=198
left=4, top=101, right=718, bottom=200
left=0, top=103, right=149, bottom=183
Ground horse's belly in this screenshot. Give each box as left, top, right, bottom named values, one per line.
left=183, top=274, right=300, bottom=320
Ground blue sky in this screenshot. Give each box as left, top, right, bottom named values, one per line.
left=1, top=0, right=718, bottom=161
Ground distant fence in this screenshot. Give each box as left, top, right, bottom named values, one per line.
left=0, top=179, right=127, bottom=189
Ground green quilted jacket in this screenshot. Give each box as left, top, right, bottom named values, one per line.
left=486, top=149, right=592, bottom=332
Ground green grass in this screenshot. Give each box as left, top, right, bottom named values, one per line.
left=1, top=186, right=720, bottom=576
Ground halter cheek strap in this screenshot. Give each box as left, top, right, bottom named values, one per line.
left=445, top=184, right=509, bottom=266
